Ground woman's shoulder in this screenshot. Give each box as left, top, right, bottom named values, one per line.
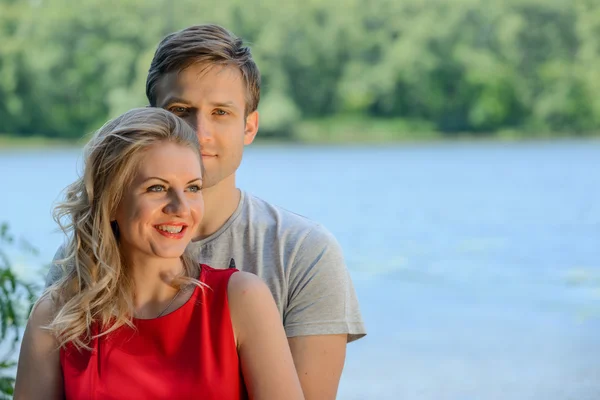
left=228, top=270, right=266, bottom=291
left=227, top=271, right=273, bottom=315
left=21, top=293, right=59, bottom=353
left=199, top=263, right=267, bottom=295
left=29, top=293, right=57, bottom=327
left=198, top=264, right=268, bottom=302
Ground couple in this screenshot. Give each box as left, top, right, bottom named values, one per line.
left=14, top=24, right=365, bottom=399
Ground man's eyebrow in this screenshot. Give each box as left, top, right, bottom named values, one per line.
left=210, top=101, right=238, bottom=109
left=159, top=96, right=191, bottom=108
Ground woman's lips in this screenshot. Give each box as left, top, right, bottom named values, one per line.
left=153, top=224, right=188, bottom=239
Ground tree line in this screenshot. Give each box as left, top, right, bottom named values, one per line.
left=0, top=0, right=599, bottom=140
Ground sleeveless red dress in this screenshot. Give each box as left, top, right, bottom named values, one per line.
left=61, top=265, right=247, bottom=400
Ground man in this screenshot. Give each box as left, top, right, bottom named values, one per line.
left=48, top=24, right=365, bottom=399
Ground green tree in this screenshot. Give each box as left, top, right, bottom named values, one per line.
left=1, top=0, right=600, bottom=140
left=0, top=223, right=38, bottom=399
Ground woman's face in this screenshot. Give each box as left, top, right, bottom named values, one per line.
left=114, top=141, right=204, bottom=264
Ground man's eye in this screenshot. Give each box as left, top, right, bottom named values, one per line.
left=170, top=106, right=188, bottom=114
left=147, top=185, right=165, bottom=192
left=214, top=109, right=227, bottom=116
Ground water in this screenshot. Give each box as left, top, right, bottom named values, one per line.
left=1, top=140, right=599, bottom=399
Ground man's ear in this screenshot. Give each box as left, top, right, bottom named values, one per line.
left=244, top=111, right=259, bottom=145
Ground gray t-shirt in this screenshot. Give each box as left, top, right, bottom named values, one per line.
left=47, top=190, right=366, bottom=342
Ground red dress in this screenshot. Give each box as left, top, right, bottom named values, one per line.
left=61, top=265, right=247, bottom=400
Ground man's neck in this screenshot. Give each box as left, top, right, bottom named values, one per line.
left=196, top=174, right=241, bottom=239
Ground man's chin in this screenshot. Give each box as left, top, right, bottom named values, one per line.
left=200, top=179, right=218, bottom=191
left=200, top=169, right=237, bottom=193
left=198, top=173, right=224, bottom=191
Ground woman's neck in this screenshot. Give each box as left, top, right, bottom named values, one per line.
left=126, top=254, right=185, bottom=318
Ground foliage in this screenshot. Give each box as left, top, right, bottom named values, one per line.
left=1, top=0, right=599, bottom=140
left=0, top=223, right=38, bottom=398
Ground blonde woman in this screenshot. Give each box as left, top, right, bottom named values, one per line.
left=14, top=108, right=303, bottom=400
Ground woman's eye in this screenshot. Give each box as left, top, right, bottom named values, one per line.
left=147, top=185, right=165, bottom=192
left=187, top=185, right=203, bottom=193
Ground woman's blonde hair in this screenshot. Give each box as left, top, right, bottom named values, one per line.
left=45, top=107, right=202, bottom=350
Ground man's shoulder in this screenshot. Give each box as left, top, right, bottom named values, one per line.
left=242, top=192, right=332, bottom=240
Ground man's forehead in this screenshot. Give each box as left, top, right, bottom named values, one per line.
left=155, top=72, right=181, bottom=107
left=156, top=65, right=244, bottom=100
left=154, top=71, right=183, bottom=102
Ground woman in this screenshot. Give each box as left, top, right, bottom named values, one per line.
left=14, top=108, right=304, bottom=400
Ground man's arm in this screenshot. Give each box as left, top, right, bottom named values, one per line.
left=288, top=334, right=347, bottom=400
left=284, top=226, right=366, bottom=399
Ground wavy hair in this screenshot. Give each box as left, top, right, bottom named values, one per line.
left=44, top=107, right=203, bottom=350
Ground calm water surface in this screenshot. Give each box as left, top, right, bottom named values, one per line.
left=1, top=140, right=599, bottom=399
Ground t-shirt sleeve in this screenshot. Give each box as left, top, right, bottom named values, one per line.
left=45, top=244, right=68, bottom=288
left=283, top=225, right=366, bottom=342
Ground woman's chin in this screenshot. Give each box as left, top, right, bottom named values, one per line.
left=150, top=246, right=188, bottom=260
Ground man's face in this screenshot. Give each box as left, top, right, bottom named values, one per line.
left=154, top=64, right=259, bottom=189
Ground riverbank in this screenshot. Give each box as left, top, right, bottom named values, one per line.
left=2, top=119, right=599, bottom=148
left=0, top=135, right=82, bottom=149
left=290, top=117, right=600, bottom=144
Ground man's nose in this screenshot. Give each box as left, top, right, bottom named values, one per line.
left=195, top=113, right=212, bottom=143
